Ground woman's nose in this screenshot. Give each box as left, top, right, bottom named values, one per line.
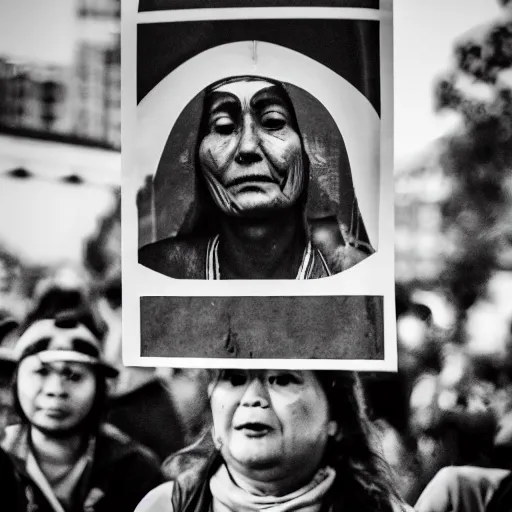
left=236, top=115, right=262, bottom=164
left=241, top=378, right=270, bottom=408
left=42, top=374, right=67, bottom=397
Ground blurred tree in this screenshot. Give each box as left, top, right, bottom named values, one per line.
left=0, top=246, right=20, bottom=295
left=83, top=190, right=121, bottom=301
left=436, top=2, right=512, bottom=340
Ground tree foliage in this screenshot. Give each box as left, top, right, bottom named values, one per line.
left=436, top=4, right=512, bottom=323
left=84, top=191, right=121, bottom=280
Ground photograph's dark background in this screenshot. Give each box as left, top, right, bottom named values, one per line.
left=137, top=18, right=380, bottom=113
left=138, top=0, right=379, bottom=13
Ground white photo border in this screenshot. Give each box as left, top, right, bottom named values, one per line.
left=121, top=0, right=396, bottom=370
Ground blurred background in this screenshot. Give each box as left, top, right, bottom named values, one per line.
left=1, top=0, right=512, bottom=505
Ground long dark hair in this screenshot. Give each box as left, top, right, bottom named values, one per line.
left=163, top=370, right=401, bottom=512
left=316, top=371, right=400, bottom=512
left=180, top=75, right=311, bottom=238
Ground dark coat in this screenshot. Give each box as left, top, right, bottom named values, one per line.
left=2, top=423, right=166, bottom=512
left=487, top=472, right=512, bottom=512
left=0, top=446, right=30, bottom=511
left=106, top=377, right=186, bottom=463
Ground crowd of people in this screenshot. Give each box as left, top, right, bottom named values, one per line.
left=366, top=285, right=512, bottom=510
left=0, top=265, right=510, bottom=511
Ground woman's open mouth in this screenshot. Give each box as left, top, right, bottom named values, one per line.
left=235, top=422, right=272, bottom=437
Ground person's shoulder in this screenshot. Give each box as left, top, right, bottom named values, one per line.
left=99, top=421, right=137, bottom=446
left=95, top=424, right=166, bottom=501
left=162, top=430, right=216, bottom=481
left=415, top=465, right=511, bottom=512
left=97, top=423, right=161, bottom=467
left=134, top=481, right=175, bottom=512
left=95, top=424, right=166, bottom=509
left=0, top=444, right=45, bottom=512
left=138, top=236, right=210, bottom=279
left=1, top=424, right=28, bottom=458
left=487, top=470, right=512, bottom=512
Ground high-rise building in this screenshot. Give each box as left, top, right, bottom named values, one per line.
left=0, top=0, right=120, bottom=150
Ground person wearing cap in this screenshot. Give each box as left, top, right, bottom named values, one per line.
left=1, top=312, right=166, bottom=512
left=139, top=76, right=371, bottom=280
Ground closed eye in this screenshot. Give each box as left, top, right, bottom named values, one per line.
left=261, top=112, right=287, bottom=131
left=212, top=116, right=237, bottom=135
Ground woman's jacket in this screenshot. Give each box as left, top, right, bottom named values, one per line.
left=2, top=423, right=166, bottom=512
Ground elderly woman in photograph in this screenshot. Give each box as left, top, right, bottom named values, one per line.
left=136, top=370, right=410, bottom=512
left=139, top=76, right=370, bottom=279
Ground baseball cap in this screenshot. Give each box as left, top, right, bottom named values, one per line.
left=16, top=313, right=118, bottom=378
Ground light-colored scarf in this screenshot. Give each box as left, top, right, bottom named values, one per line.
left=210, top=464, right=336, bottom=512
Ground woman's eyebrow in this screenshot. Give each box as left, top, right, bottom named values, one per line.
left=251, top=87, right=288, bottom=112
left=207, top=92, right=240, bottom=116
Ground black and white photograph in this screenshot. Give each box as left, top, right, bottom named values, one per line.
left=137, top=75, right=374, bottom=280
left=121, top=0, right=396, bottom=369
left=130, top=2, right=389, bottom=281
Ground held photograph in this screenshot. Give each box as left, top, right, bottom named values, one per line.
left=122, top=0, right=394, bottom=280
left=121, top=0, right=396, bottom=370
left=137, top=74, right=374, bottom=280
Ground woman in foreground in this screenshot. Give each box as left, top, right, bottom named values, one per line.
left=136, top=369, right=410, bottom=512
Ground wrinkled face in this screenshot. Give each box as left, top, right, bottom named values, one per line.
left=210, top=370, right=336, bottom=482
left=17, top=357, right=96, bottom=436
left=198, top=79, right=304, bottom=216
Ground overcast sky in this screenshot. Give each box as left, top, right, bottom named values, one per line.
left=394, top=0, right=502, bottom=163
left=0, top=0, right=76, bottom=65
